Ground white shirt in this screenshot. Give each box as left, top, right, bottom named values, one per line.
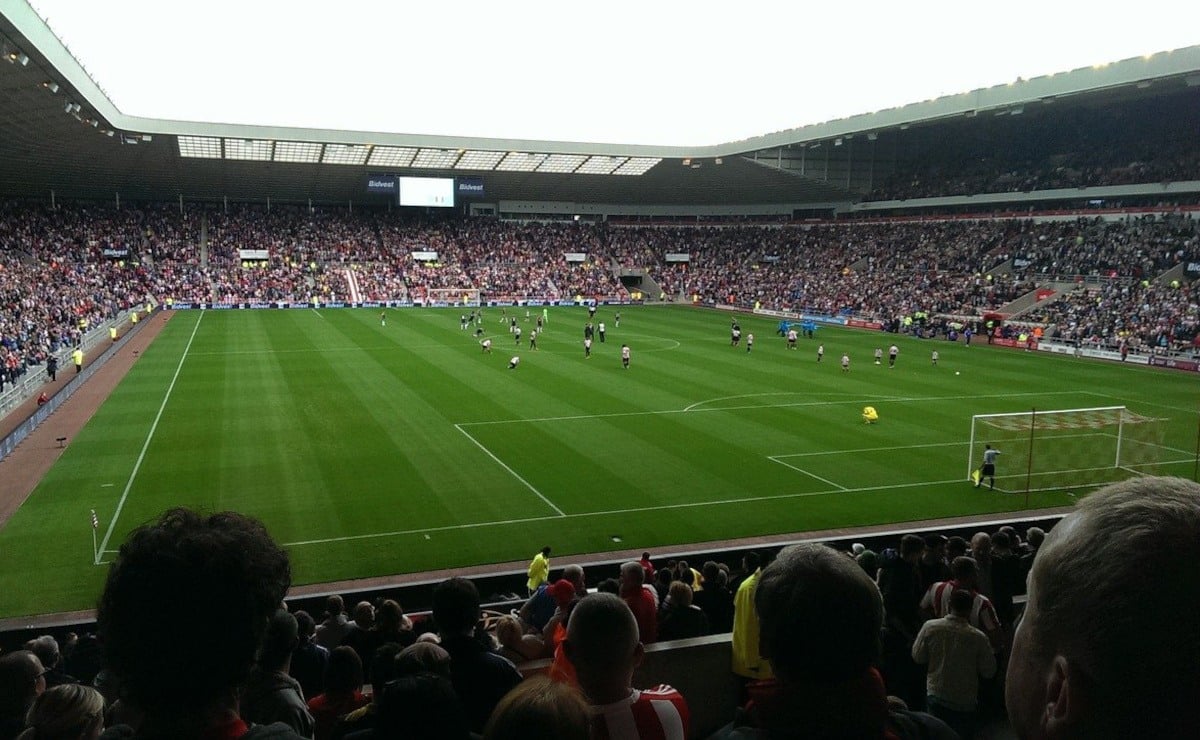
left=912, top=614, right=996, bottom=710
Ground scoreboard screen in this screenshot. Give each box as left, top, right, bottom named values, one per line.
left=399, top=177, right=455, bottom=207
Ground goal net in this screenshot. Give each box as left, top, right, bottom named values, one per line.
left=967, top=406, right=1166, bottom=493
left=426, top=288, right=481, bottom=307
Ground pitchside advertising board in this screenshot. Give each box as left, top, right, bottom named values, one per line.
left=365, top=175, right=485, bottom=205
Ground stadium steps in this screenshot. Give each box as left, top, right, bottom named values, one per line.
left=1001, top=281, right=1080, bottom=319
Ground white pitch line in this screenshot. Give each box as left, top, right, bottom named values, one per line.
left=310, top=308, right=325, bottom=319
left=454, top=424, right=566, bottom=517
left=281, top=474, right=1006, bottom=548
left=771, top=441, right=969, bottom=458
left=459, top=390, right=1078, bottom=427
left=767, top=457, right=849, bottom=490
left=95, top=310, right=206, bottom=564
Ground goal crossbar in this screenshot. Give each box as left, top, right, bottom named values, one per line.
left=967, top=406, right=1164, bottom=488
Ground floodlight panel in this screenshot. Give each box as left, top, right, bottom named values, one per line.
left=367, top=146, right=417, bottom=167
left=613, top=157, right=662, bottom=175
left=537, top=154, right=588, bottom=173
left=576, top=156, right=627, bottom=175
left=454, top=150, right=505, bottom=170
left=274, top=141, right=324, bottom=163
left=322, top=144, right=370, bottom=165
left=495, top=152, right=547, bottom=172
left=177, top=135, right=221, bottom=159
left=412, top=149, right=461, bottom=168
left=224, top=139, right=273, bottom=161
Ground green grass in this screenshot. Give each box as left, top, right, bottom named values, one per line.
left=1, top=305, right=1196, bottom=618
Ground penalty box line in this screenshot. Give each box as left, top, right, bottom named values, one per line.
left=454, top=424, right=566, bottom=517
left=279, top=475, right=979, bottom=549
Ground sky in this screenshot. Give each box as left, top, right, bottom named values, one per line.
left=25, top=0, right=1200, bottom=147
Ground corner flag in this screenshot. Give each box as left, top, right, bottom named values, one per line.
left=971, top=469, right=982, bottom=486
left=91, top=509, right=99, bottom=529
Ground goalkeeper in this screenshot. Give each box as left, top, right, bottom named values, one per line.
left=975, top=444, right=1000, bottom=489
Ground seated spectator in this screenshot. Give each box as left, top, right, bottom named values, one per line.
left=24, top=636, right=76, bottom=689
left=658, top=581, right=710, bottom=641
left=240, top=610, right=315, bottom=737
left=1007, top=476, right=1200, bottom=740
left=483, top=675, right=591, bottom=740
left=289, top=611, right=328, bottom=704
left=692, top=561, right=734, bottom=633
left=564, top=592, right=689, bottom=740
left=494, top=615, right=546, bottom=664
left=619, top=562, right=658, bottom=644
left=314, top=596, right=352, bottom=651
left=912, top=589, right=996, bottom=739
left=431, top=577, right=523, bottom=734
left=306, top=646, right=367, bottom=740
left=338, top=602, right=376, bottom=670
left=0, top=651, right=45, bottom=740
left=717, top=543, right=955, bottom=739
left=95, top=508, right=301, bottom=738
left=15, top=684, right=104, bottom=740
left=329, top=642, right=405, bottom=740
left=373, top=670, right=471, bottom=740
left=518, top=565, right=585, bottom=633
left=363, top=599, right=415, bottom=670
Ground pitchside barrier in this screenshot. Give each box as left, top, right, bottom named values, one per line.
left=0, top=308, right=151, bottom=463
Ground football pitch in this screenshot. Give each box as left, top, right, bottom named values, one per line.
left=1, top=305, right=1196, bottom=619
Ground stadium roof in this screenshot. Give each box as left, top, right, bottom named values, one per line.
left=2, top=0, right=1200, bottom=207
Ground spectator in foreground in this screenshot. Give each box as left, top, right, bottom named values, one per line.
left=15, top=684, right=104, bottom=740
left=564, top=592, right=690, bottom=740
left=0, top=651, right=46, bottom=740
left=96, top=508, right=302, bottom=739
left=483, top=675, right=592, bottom=740
left=619, top=561, right=658, bottom=644
left=25, top=636, right=76, bottom=689
left=306, top=646, right=367, bottom=740
left=314, top=596, right=352, bottom=650
left=1007, top=476, right=1200, bottom=739
left=912, top=588, right=996, bottom=738
left=717, top=543, right=955, bottom=739
left=731, top=552, right=772, bottom=692
left=432, top=577, right=523, bottom=734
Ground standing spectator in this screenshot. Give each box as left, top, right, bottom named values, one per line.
left=527, top=546, right=552, bottom=595
left=432, top=577, right=522, bottom=734
left=638, top=552, right=655, bottom=582
left=338, top=601, right=376, bottom=670
left=1007, top=477, right=1200, bottom=739
left=240, top=609, right=315, bottom=737
left=731, top=551, right=773, bottom=692
left=988, top=530, right=1023, bottom=628
left=876, top=534, right=926, bottom=709
left=95, top=508, right=303, bottom=738
left=564, top=593, right=689, bottom=740
left=921, top=556, right=1003, bottom=652
left=715, top=544, right=955, bottom=739
left=619, top=562, right=658, bottom=644
left=912, top=589, right=997, bottom=739
left=918, top=534, right=952, bottom=594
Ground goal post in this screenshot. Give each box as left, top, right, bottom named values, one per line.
left=967, top=406, right=1166, bottom=492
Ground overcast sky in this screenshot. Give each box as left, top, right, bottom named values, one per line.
left=25, top=0, right=1200, bottom=147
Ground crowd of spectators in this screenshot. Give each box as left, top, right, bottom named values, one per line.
left=866, top=91, right=1200, bottom=201
left=3, top=203, right=1199, bottom=389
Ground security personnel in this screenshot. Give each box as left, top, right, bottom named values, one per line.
left=72, top=347, right=84, bottom=374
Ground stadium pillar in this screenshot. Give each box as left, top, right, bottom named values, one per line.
left=223, top=195, right=228, bottom=214
left=179, top=194, right=184, bottom=215
left=115, top=192, right=120, bottom=209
